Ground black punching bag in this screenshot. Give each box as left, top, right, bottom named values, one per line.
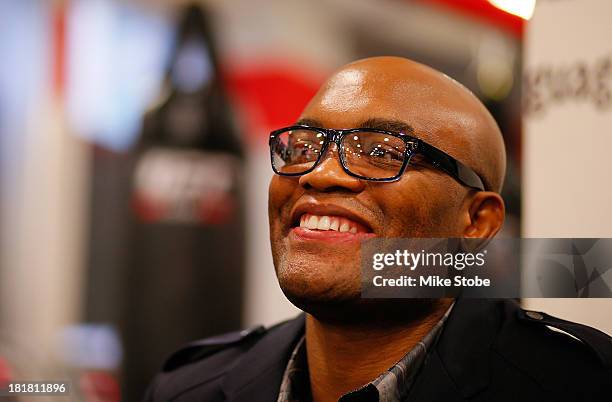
left=121, top=4, right=244, bottom=401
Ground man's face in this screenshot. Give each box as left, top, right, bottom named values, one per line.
left=268, top=60, right=489, bottom=312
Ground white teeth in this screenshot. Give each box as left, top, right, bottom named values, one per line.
left=317, top=216, right=330, bottom=230
left=306, top=215, right=319, bottom=229
left=330, top=218, right=339, bottom=231
left=339, top=222, right=350, bottom=232
left=299, top=214, right=362, bottom=234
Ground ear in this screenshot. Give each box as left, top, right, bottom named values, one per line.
left=462, top=191, right=505, bottom=239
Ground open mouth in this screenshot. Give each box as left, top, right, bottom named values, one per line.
left=287, top=202, right=376, bottom=242
left=287, top=201, right=376, bottom=242
left=297, top=213, right=370, bottom=234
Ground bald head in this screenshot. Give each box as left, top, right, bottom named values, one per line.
left=307, top=56, right=506, bottom=192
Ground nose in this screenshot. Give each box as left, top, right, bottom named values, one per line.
left=298, top=143, right=365, bottom=193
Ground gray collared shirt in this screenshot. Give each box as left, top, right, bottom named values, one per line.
left=276, top=305, right=453, bottom=402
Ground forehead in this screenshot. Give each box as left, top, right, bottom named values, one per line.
left=301, top=65, right=484, bottom=152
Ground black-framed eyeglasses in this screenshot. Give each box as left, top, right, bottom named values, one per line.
left=269, top=125, right=485, bottom=191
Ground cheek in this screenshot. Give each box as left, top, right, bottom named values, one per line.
left=268, top=176, right=301, bottom=266
left=268, top=176, right=296, bottom=225
left=373, top=176, right=465, bottom=237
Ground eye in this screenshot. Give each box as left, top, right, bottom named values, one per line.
left=367, top=144, right=404, bottom=162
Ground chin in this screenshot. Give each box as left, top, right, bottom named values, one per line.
left=276, top=258, right=444, bottom=324
left=276, top=259, right=361, bottom=304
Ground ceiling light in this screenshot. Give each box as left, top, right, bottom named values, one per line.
left=488, top=0, right=536, bottom=20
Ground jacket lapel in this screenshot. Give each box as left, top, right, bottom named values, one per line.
left=408, top=299, right=501, bottom=401
left=405, top=351, right=463, bottom=402
left=221, top=314, right=306, bottom=401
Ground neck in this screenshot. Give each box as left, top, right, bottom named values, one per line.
left=305, top=299, right=452, bottom=402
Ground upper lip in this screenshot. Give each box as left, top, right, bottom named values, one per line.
left=289, top=200, right=375, bottom=232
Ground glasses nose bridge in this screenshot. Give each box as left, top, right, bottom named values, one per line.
left=323, top=128, right=347, bottom=148
left=327, top=128, right=353, bottom=154
left=314, top=128, right=346, bottom=168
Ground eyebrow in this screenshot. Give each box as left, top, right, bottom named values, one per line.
left=294, top=117, right=414, bottom=134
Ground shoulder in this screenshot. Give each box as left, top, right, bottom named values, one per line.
left=143, top=325, right=265, bottom=402
left=493, top=300, right=612, bottom=399
left=143, top=316, right=303, bottom=402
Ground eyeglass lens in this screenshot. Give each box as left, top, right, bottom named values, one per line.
left=271, top=128, right=409, bottom=179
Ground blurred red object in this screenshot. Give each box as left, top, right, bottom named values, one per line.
left=79, top=371, right=120, bottom=402
left=225, top=66, right=323, bottom=144
left=0, top=356, right=13, bottom=387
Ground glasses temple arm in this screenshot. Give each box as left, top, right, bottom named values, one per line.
left=417, top=141, right=486, bottom=191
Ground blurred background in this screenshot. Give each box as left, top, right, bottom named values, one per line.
left=0, top=0, right=609, bottom=400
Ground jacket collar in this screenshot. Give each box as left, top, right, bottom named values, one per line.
left=221, top=299, right=505, bottom=401
left=221, top=314, right=306, bottom=401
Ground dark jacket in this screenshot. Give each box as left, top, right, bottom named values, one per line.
left=144, top=299, right=612, bottom=401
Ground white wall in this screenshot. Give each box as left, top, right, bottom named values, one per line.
left=522, top=0, right=612, bottom=335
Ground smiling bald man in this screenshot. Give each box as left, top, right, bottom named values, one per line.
left=144, top=57, right=611, bottom=402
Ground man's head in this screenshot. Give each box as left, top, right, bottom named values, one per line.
left=268, top=56, right=505, bottom=318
